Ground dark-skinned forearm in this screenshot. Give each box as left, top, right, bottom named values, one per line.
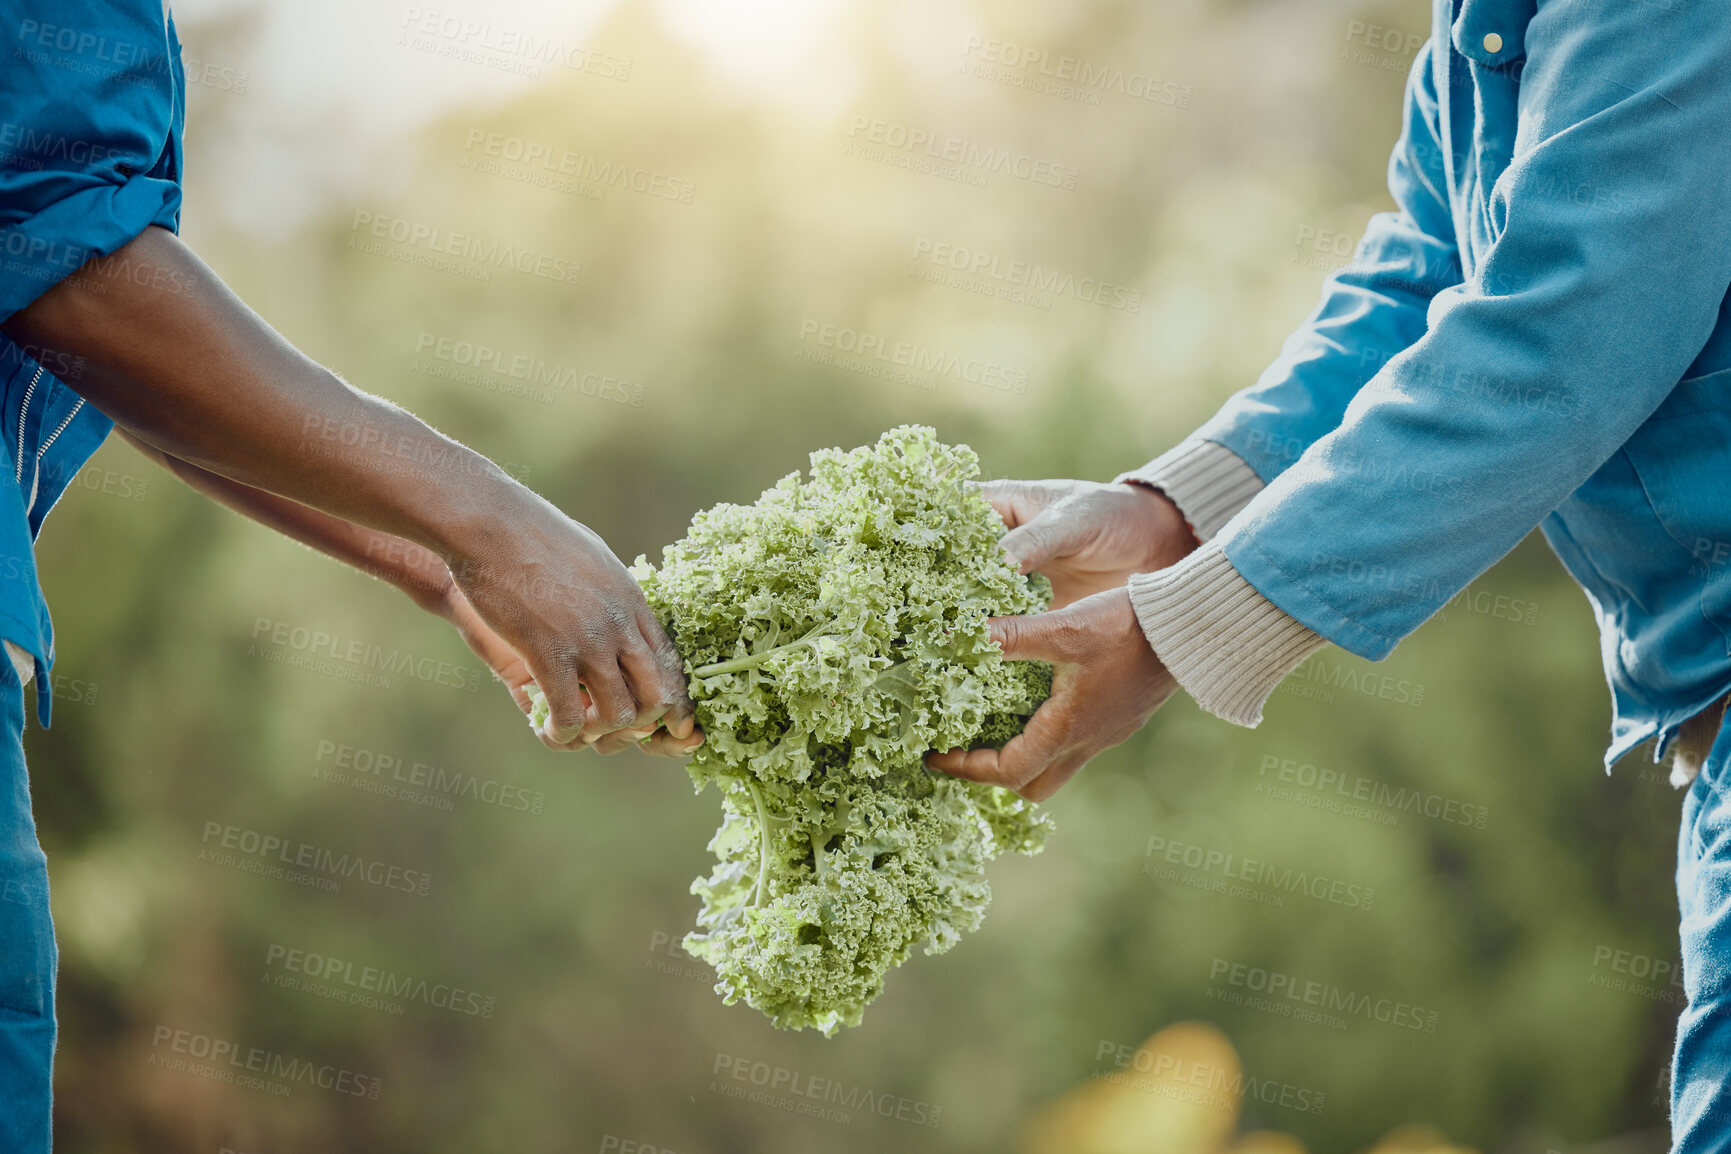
left=1, top=226, right=526, bottom=568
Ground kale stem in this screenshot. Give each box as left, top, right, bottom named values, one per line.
left=694, top=621, right=834, bottom=677
left=748, top=780, right=772, bottom=908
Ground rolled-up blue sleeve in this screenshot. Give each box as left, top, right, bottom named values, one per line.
left=0, top=3, right=186, bottom=319
left=1219, top=0, right=1731, bottom=660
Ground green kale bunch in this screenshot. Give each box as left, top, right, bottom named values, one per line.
left=632, top=425, right=1054, bottom=1035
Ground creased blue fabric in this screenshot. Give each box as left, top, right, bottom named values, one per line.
left=1182, top=0, right=1731, bottom=772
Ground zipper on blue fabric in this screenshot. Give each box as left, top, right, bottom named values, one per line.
left=28, top=398, right=83, bottom=517
left=14, top=365, right=86, bottom=518
left=14, top=365, right=41, bottom=484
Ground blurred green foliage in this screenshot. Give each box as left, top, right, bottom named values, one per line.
left=27, top=1, right=1679, bottom=1152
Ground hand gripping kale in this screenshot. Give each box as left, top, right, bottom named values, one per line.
left=531, top=426, right=1054, bottom=1034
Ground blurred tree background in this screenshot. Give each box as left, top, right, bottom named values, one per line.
left=25, top=0, right=1683, bottom=1151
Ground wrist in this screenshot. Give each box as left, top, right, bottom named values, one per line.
left=422, top=470, right=542, bottom=578
left=1106, top=584, right=1143, bottom=640
left=1121, top=479, right=1201, bottom=570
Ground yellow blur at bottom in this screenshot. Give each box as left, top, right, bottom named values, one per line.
left=1020, top=1023, right=1477, bottom=1154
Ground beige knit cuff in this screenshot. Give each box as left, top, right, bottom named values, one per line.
left=1117, top=439, right=1265, bottom=541
left=1128, top=543, right=1326, bottom=727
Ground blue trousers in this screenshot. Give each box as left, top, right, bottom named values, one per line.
left=1675, top=715, right=1731, bottom=1149
left=0, top=654, right=52, bottom=1153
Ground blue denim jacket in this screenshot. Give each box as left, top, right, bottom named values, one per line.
left=0, top=1, right=184, bottom=723
left=1191, top=0, right=1731, bottom=770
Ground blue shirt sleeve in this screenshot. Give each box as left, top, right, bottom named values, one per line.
left=1218, top=0, right=1731, bottom=660
left=1194, top=40, right=1463, bottom=483
left=0, top=3, right=186, bottom=320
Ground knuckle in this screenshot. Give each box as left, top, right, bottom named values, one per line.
left=623, top=637, right=658, bottom=671
left=1047, top=615, right=1090, bottom=658
left=1012, top=529, right=1048, bottom=560
left=960, top=764, right=1000, bottom=787
left=650, top=628, right=682, bottom=660
left=589, top=606, right=636, bottom=646
left=1068, top=492, right=1104, bottom=521
left=1028, top=479, right=1068, bottom=502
